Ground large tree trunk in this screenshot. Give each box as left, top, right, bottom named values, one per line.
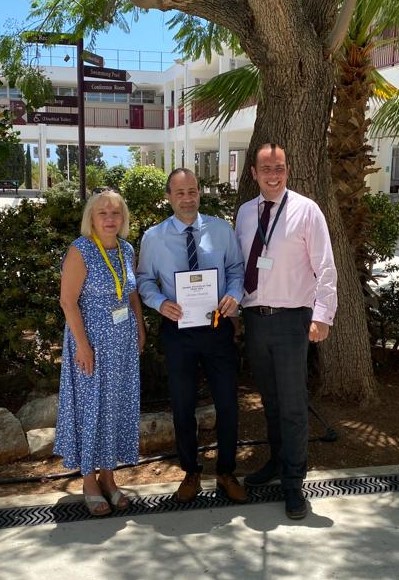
left=318, top=192, right=376, bottom=400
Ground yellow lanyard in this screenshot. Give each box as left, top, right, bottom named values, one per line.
left=92, top=233, right=127, bottom=301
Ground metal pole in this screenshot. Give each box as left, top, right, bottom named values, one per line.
left=76, top=38, right=86, bottom=200
left=66, top=144, right=70, bottom=181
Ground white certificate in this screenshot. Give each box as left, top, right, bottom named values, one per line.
left=175, top=268, right=219, bottom=329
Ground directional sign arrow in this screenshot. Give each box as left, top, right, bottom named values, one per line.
left=84, top=65, right=130, bottom=82
left=44, top=96, right=78, bottom=108
left=82, top=50, right=104, bottom=68
left=23, top=31, right=75, bottom=46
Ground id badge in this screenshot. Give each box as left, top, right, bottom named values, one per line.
left=257, top=256, right=274, bottom=270
left=112, top=306, right=129, bottom=325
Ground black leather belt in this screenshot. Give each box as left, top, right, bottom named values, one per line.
left=245, top=306, right=304, bottom=316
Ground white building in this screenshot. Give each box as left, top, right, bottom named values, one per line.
left=0, top=46, right=254, bottom=191
left=1, top=44, right=399, bottom=196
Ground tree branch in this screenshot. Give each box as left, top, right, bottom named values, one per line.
left=325, top=0, right=357, bottom=56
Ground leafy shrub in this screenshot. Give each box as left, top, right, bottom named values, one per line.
left=120, top=165, right=170, bottom=247
left=378, top=275, right=399, bottom=350
left=364, top=192, right=399, bottom=263
left=86, top=164, right=105, bottom=193
left=369, top=264, right=399, bottom=352
left=199, top=193, right=237, bottom=224
left=217, top=182, right=237, bottom=196
left=0, top=189, right=82, bottom=378
left=103, top=164, right=128, bottom=191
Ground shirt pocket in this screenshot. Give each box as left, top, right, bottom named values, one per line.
left=199, top=249, right=224, bottom=270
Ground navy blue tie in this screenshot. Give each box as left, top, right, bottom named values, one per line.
left=185, top=226, right=198, bottom=270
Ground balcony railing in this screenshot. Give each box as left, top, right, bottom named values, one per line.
left=24, top=46, right=174, bottom=72
left=39, top=95, right=256, bottom=130
left=372, top=26, right=399, bottom=69
left=191, top=99, right=219, bottom=123
left=45, top=106, right=164, bottom=129
left=372, top=44, right=399, bottom=69
left=85, top=107, right=130, bottom=128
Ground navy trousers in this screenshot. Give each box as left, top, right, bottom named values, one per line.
left=243, top=307, right=312, bottom=490
left=161, top=317, right=238, bottom=475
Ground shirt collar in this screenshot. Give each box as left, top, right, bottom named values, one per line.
left=172, top=213, right=201, bottom=234
left=258, top=189, right=288, bottom=206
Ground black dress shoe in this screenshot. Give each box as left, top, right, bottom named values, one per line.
left=285, top=488, right=307, bottom=519
left=244, top=461, right=280, bottom=487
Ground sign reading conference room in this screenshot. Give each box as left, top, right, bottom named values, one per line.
left=83, top=81, right=133, bottom=94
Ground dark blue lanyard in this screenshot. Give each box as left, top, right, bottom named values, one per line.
left=257, top=191, right=288, bottom=250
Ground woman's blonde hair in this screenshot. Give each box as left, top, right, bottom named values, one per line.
left=81, top=189, right=130, bottom=239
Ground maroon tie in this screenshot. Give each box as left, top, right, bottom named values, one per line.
left=244, top=201, right=274, bottom=294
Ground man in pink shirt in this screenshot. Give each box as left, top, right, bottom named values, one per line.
left=235, top=143, right=337, bottom=519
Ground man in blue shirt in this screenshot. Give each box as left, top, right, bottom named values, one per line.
left=137, top=168, right=247, bottom=504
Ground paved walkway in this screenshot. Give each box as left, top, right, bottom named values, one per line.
left=0, top=465, right=398, bottom=580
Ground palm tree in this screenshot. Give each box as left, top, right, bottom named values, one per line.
left=328, top=2, right=399, bottom=274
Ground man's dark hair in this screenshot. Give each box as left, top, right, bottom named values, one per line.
left=252, top=143, right=288, bottom=167
left=166, top=168, right=197, bottom=193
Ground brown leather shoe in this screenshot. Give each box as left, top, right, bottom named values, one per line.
left=175, top=472, right=202, bottom=503
left=217, top=474, right=248, bottom=503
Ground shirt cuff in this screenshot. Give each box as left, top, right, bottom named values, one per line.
left=312, top=304, right=335, bottom=326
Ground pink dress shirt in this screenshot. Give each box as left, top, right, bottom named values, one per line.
left=235, top=189, right=337, bottom=325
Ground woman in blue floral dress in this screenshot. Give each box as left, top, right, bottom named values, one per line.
left=54, top=190, right=145, bottom=516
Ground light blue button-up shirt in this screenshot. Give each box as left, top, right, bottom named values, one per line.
left=137, top=213, right=244, bottom=312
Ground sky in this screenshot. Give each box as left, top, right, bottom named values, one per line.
left=2, top=0, right=180, bottom=166
left=2, top=0, right=178, bottom=54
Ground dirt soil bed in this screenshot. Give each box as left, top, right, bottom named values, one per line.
left=0, top=356, right=398, bottom=498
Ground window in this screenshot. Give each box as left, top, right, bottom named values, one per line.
left=392, top=147, right=399, bottom=181
left=114, top=93, right=128, bottom=103
left=130, top=90, right=156, bottom=104
left=57, top=87, right=77, bottom=96
left=101, top=92, right=116, bottom=103
left=86, top=92, right=100, bottom=102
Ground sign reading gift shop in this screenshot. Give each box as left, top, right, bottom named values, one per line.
left=27, top=112, right=78, bottom=125
left=44, top=95, right=78, bottom=108
left=83, top=80, right=133, bottom=93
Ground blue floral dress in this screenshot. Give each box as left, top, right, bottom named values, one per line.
left=54, top=236, right=140, bottom=475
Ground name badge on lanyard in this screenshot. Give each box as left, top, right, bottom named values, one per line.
left=92, top=233, right=129, bottom=325
left=257, top=256, right=274, bottom=270
left=256, top=191, right=288, bottom=270
left=112, top=306, right=129, bottom=325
